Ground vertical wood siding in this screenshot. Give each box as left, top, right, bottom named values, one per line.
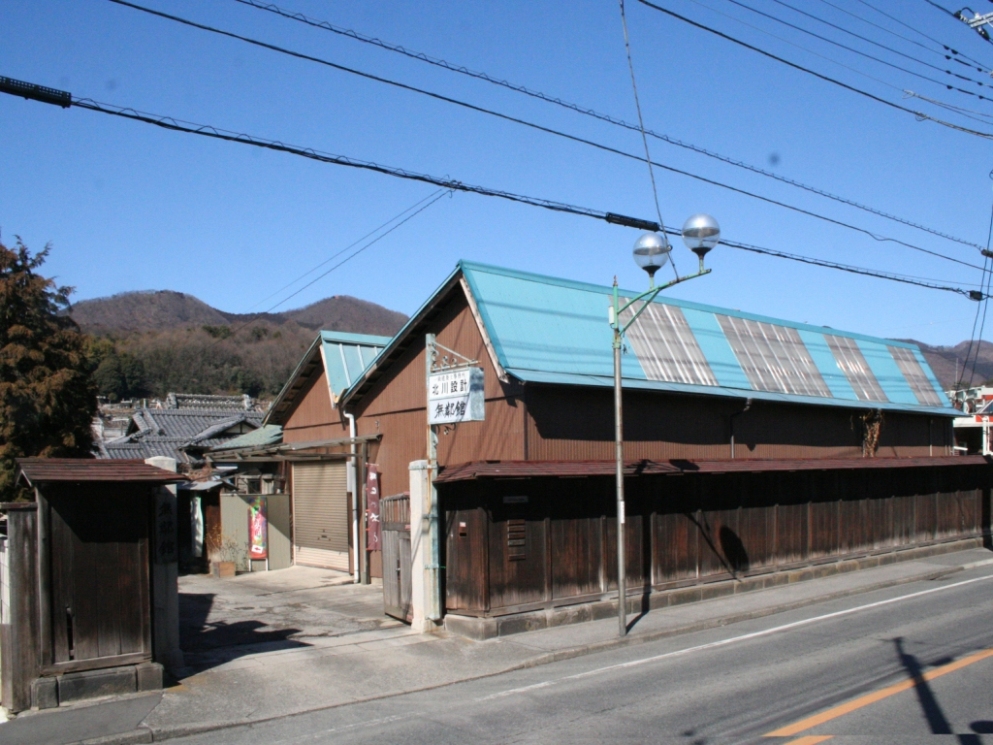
left=442, top=465, right=990, bottom=616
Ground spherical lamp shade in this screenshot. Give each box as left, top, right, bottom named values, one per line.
left=632, top=232, right=671, bottom=280
left=681, top=214, right=720, bottom=260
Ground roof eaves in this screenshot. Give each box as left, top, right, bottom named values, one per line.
left=263, top=334, right=324, bottom=426
left=338, top=264, right=464, bottom=410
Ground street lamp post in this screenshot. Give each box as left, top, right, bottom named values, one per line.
left=609, top=215, right=720, bottom=637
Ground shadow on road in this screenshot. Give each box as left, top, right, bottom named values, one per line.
left=894, top=636, right=984, bottom=745
left=180, top=592, right=307, bottom=673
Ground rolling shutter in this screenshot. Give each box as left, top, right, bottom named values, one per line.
left=292, top=462, right=350, bottom=571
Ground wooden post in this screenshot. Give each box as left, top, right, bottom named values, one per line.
left=0, top=503, right=40, bottom=713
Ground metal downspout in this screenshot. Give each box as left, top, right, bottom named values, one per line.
left=345, top=411, right=359, bottom=583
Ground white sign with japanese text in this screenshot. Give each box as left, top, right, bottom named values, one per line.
left=428, top=367, right=485, bottom=425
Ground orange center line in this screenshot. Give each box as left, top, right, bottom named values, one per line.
left=781, top=737, right=833, bottom=745
left=765, top=647, right=993, bottom=738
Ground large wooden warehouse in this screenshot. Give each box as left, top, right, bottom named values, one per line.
left=267, top=261, right=990, bottom=631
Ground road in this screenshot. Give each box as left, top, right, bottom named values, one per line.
left=164, top=564, right=993, bottom=745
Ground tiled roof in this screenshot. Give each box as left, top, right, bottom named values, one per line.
left=17, top=458, right=187, bottom=484
left=100, top=408, right=265, bottom=462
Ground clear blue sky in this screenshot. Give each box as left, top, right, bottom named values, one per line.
left=3, top=0, right=993, bottom=349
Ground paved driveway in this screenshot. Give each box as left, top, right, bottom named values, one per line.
left=178, top=566, right=403, bottom=673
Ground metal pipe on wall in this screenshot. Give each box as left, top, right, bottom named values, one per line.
left=730, top=398, right=753, bottom=460
left=345, top=411, right=359, bottom=583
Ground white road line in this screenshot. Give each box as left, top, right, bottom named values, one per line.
left=477, top=572, right=993, bottom=702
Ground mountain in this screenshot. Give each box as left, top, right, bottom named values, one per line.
left=912, top=340, right=993, bottom=392
left=71, top=290, right=406, bottom=336
left=70, top=290, right=407, bottom=400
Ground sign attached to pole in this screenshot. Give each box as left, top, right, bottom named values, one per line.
left=428, top=367, right=484, bottom=425
left=366, top=464, right=382, bottom=552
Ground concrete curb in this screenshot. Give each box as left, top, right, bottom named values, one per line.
left=72, top=557, right=993, bottom=745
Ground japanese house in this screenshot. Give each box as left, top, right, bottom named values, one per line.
left=268, top=261, right=991, bottom=630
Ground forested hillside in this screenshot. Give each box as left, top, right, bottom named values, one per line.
left=73, top=291, right=406, bottom=399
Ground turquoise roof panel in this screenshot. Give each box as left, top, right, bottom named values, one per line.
left=463, top=264, right=647, bottom=381
left=857, top=338, right=920, bottom=406
left=320, top=330, right=391, bottom=399
left=458, top=261, right=956, bottom=417
left=797, top=329, right=859, bottom=401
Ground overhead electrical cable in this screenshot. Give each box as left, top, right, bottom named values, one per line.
left=215, top=189, right=452, bottom=345
left=635, top=0, right=993, bottom=140
left=246, top=187, right=450, bottom=312
left=725, top=0, right=993, bottom=100
left=233, top=0, right=988, bottom=252
left=963, top=200, right=993, bottom=384
left=1, top=75, right=983, bottom=301
left=767, top=0, right=993, bottom=88
left=854, top=0, right=991, bottom=70
left=618, top=0, right=677, bottom=277
left=105, top=0, right=988, bottom=269
left=818, top=0, right=990, bottom=73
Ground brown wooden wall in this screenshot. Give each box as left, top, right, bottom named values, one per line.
left=442, top=464, right=990, bottom=616
left=524, top=386, right=951, bottom=462
left=353, top=291, right=526, bottom=497
left=282, top=369, right=348, bottom=443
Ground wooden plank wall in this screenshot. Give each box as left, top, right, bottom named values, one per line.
left=0, top=504, right=39, bottom=713
left=442, top=465, right=990, bottom=616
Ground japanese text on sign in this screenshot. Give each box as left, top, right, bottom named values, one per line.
left=428, top=367, right=484, bottom=425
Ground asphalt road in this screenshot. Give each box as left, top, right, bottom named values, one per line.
left=168, top=564, right=993, bottom=745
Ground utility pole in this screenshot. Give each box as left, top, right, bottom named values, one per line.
left=954, top=8, right=993, bottom=42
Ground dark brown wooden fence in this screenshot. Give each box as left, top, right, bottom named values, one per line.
left=443, top=464, right=991, bottom=617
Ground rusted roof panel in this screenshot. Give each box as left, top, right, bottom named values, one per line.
left=17, top=458, right=187, bottom=484
left=436, top=455, right=989, bottom=482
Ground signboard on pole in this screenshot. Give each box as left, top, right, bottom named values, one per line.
left=428, top=367, right=484, bottom=425
left=366, top=464, right=381, bottom=552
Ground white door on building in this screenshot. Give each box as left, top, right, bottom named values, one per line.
left=291, top=462, right=350, bottom=571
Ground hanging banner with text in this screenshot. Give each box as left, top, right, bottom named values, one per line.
left=366, top=463, right=381, bottom=552
left=428, top=367, right=485, bottom=425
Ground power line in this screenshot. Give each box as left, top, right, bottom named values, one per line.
left=234, top=0, right=989, bottom=252
left=855, top=0, right=991, bottom=70
left=726, top=0, right=993, bottom=101
left=636, top=0, right=993, bottom=139
left=3, top=76, right=986, bottom=300
left=217, top=189, right=452, bottom=344
left=819, top=0, right=990, bottom=73
left=963, top=198, right=993, bottom=383
left=104, top=0, right=989, bottom=270
left=770, top=0, right=993, bottom=88
left=618, top=0, right=677, bottom=277
left=246, top=187, right=450, bottom=312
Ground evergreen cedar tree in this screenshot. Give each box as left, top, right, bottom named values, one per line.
left=0, top=239, right=97, bottom=500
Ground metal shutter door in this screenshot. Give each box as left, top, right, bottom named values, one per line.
left=292, top=462, right=350, bottom=571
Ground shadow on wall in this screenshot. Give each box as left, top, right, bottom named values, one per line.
left=179, top=592, right=307, bottom=674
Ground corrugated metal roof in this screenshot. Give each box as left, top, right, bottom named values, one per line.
left=455, top=261, right=955, bottom=417
left=210, top=424, right=283, bottom=452
left=264, top=331, right=391, bottom=425
left=319, top=331, right=390, bottom=402
left=436, top=455, right=988, bottom=482
left=17, top=458, right=187, bottom=484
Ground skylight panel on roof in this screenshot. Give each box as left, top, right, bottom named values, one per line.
left=825, top=335, right=887, bottom=403
left=620, top=301, right=718, bottom=386
left=888, top=346, right=943, bottom=407
left=717, top=315, right=830, bottom=397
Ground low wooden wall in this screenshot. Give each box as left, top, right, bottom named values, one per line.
left=442, top=464, right=991, bottom=617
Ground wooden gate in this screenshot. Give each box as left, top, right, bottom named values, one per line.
left=381, top=494, right=412, bottom=622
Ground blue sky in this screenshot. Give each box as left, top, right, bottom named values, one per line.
left=3, top=0, right=993, bottom=349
